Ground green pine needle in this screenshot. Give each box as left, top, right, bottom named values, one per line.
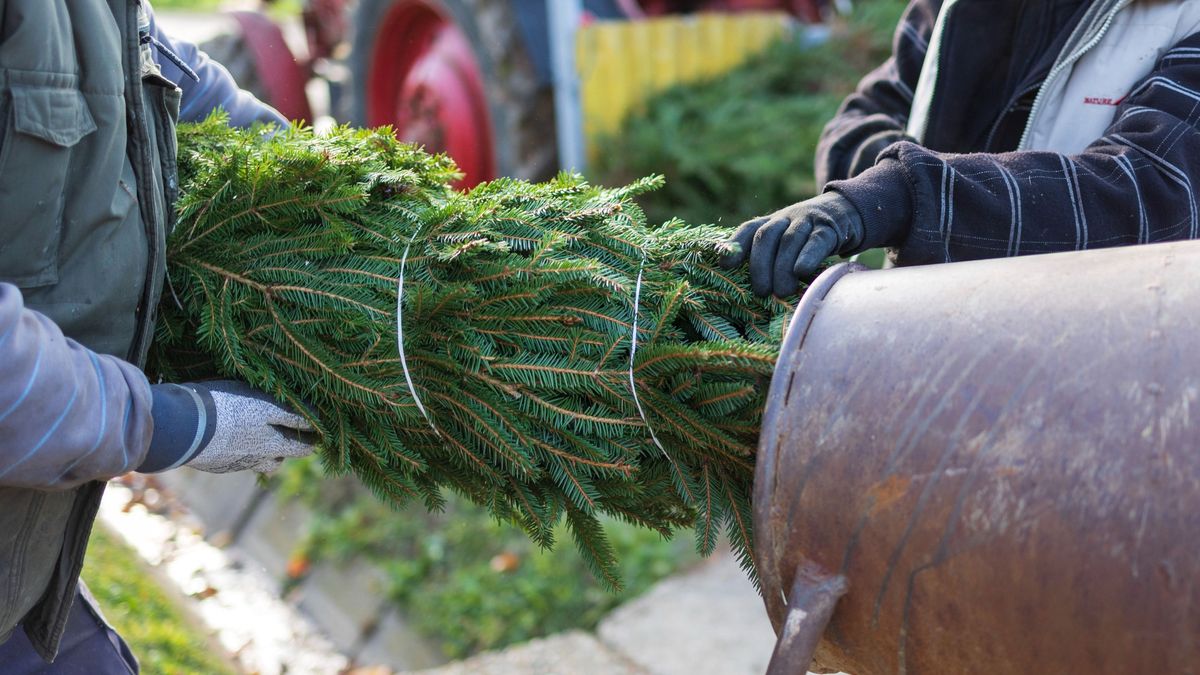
left=152, top=114, right=797, bottom=588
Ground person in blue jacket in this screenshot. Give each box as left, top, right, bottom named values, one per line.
left=723, top=0, right=1200, bottom=297
left=0, top=2, right=315, bottom=672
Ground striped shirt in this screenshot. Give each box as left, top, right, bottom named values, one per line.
left=817, top=0, right=1200, bottom=266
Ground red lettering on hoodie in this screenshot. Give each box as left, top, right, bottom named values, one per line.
left=1083, top=93, right=1129, bottom=106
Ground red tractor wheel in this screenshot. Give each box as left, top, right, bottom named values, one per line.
left=352, top=0, right=556, bottom=187
left=199, top=12, right=314, bottom=123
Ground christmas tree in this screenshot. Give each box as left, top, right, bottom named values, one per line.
left=153, top=115, right=795, bottom=586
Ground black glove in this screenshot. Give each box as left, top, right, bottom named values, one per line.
left=720, top=192, right=870, bottom=298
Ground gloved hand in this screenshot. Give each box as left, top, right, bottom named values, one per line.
left=720, top=192, right=870, bottom=298
left=185, top=380, right=316, bottom=474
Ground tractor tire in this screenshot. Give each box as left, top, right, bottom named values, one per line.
left=200, top=31, right=269, bottom=104
left=351, top=0, right=557, bottom=183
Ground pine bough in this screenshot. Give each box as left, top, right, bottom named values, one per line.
left=153, top=116, right=794, bottom=586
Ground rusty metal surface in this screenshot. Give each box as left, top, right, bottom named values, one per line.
left=754, top=241, right=1200, bottom=675
left=766, top=560, right=847, bottom=674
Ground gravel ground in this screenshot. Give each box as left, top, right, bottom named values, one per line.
left=100, top=480, right=350, bottom=675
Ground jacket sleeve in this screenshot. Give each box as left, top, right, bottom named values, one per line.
left=0, top=282, right=220, bottom=486
left=814, top=0, right=939, bottom=187
left=829, top=31, right=1200, bottom=266
left=145, top=6, right=289, bottom=128
left=0, top=284, right=154, bottom=489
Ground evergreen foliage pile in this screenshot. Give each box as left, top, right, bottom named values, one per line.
left=593, top=0, right=907, bottom=227
left=154, top=115, right=794, bottom=585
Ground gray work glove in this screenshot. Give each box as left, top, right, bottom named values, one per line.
left=186, top=380, right=316, bottom=474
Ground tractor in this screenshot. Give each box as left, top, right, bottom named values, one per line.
left=203, top=0, right=829, bottom=187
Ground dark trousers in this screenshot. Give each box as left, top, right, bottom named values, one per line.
left=0, top=583, right=138, bottom=674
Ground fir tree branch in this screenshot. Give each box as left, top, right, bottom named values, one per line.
left=153, top=115, right=799, bottom=589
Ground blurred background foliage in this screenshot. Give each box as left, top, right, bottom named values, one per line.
left=593, top=0, right=908, bottom=228
left=277, top=458, right=698, bottom=658
left=150, top=0, right=303, bottom=17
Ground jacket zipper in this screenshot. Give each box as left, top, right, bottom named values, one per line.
left=128, top=1, right=166, bottom=367
left=983, top=84, right=1039, bottom=152
left=981, top=0, right=1050, bottom=152
left=1018, top=0, right=1133, bottom=150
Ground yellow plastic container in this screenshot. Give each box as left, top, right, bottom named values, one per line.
left=576, top=12, right=793, bottom=158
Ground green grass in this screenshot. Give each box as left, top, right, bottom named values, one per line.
left=149, top=0, right=224, bottom=11
left=149, top=0, right=302, bottom=15
left=83, top=525, right=238, bottom=675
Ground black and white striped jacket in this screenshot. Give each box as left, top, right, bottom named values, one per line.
left=818, top=0, right=1200, bottom=265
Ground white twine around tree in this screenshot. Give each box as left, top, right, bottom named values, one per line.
left=397, top=235, right=439, bottom=436
left=628, top=259, right=668, bottom=457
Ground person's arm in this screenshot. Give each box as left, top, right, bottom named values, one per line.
left=725, top=31, right=1200, bottom=295
left=814, top=0, right=938, bottom=186
left=0, top=283, right=154, bottom=488
left=144, top=6, right=288, bottom=128
left=0, top=283, right=314, bottom=488
left=831, top=29, right=1200, bottom=266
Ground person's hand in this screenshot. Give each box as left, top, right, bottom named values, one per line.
left=185, top=380, right=316, bottom=474
left=720, top=192, right=866, bottom=298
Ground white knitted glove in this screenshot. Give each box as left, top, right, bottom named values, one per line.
left=186, top=380, right=316, bottom=474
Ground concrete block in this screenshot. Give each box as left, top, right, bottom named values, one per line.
left=233, top=493, right=314, bottom=583
left=356, top=609, right=447, bottom=672
left=295, top=560, right=390, bottom=653
left=156, top=468, right=265, bottom=541
left=406, top=631, right=640, bottom=675
left=597, top=551, right=777, bottom=675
